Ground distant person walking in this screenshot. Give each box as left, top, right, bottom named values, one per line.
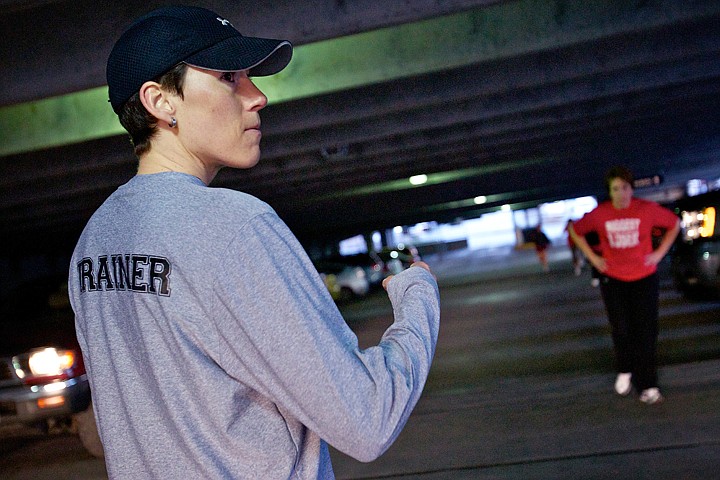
left=569, top=166, right=680, bottom=404
left=565, top=219, right=583, bottom=276
left=533, top=225, right=551, bottom=272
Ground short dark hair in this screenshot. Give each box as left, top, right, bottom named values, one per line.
left=604, top=165, right=634, bottom=193
left=117, top=63, right=188, bottom=157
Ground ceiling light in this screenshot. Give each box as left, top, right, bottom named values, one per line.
left=409, top=174, right=428, bottom=185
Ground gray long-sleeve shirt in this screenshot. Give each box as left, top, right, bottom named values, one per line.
left=69, top=172, right=440, bottom=479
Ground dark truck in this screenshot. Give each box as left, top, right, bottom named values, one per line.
left=671, top=189, right=720, bottom=298
left=0, top=276, right=103, bottom=457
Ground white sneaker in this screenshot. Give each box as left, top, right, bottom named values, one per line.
left=614, top=373, right=632, bottom=396
left=639, top=388, right=663, bottom=405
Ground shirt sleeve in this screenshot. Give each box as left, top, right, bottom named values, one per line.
left=650, top=202, right=680, bottom=229
left=571, top=209, right=597, bottom=236
left=209, top=212, right=440, bottom=462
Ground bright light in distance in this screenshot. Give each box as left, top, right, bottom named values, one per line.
left=409, top=174, right=428, bottom=185
left=43, top=382, right=68, bottom=393
left=703, top=207, right=715, bottom=237
left=501, top=204, right=511, bottom=211
left=393, top=226, right=403, bottom=234
left=474, top=196, right=487, bottom=205
left=682, top=207, right=716, bottom=240
left=28, top=348, right=74, bottom=376
left=37, top=395, right=66, bottom=409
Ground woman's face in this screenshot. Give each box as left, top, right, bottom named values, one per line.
left=609, top=177, right=633, bottom=209
left=173, top=66, right=268, bottom=174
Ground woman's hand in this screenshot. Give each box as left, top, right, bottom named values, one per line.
left=644, top=251, right=664, bottom=267
left=382, top=261, right=434, bottom=290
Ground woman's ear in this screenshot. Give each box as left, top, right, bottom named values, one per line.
left=138, top=81, right=175, bottom=126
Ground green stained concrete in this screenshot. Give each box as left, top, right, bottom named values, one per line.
left=0, top=88, right=119, bottom=156
left=423, top=187, right=551, bottom=212
left=308, top=157, right=549, bottom=202
left=1, top=0, right=717, bottom=157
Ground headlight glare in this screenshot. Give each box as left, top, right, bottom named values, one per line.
left=28, top=348, right=75, bottom=376
left=681, top=207, right=716, bottom=241
left=13, top=347, right=79, bottom=384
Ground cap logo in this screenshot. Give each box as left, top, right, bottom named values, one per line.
left=216, top=17, right=233, bottom=26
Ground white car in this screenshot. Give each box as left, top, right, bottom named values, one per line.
left=315, top=261, right=370, bottom=301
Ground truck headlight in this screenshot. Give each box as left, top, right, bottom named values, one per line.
left=13, top=347, right=80, bottom=384
left=681, top=207, right=715, bottom=241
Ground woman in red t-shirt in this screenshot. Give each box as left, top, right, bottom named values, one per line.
left=569, top=166, right=680, bottom=405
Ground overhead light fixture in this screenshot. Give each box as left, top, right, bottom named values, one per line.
left=474, top=196, right=487, bottom=205
left=309, top=158, right=549, bottom=201
left=409, top=174, right=428, bottom=185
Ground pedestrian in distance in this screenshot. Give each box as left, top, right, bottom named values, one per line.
left=533, top=224, right=551, bottom=272
left=569, top=165, right=680, bottom=405
left=68, top=6, right=440, bottom=479
left=565, top=219, right=584, bottom=276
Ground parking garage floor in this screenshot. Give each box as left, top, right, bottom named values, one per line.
left=332, top=245, right=720, bottom=479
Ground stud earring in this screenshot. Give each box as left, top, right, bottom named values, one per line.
left=169, top=117, right=177, bottom=128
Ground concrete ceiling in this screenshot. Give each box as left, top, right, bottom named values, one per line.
left=2, top=0, right=720, bottom=256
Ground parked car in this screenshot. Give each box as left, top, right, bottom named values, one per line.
left=671, top=189, right=720, bottom=298
left=0, top=276, right=103, bottom=457
left=377, top=251, right=405, bottom=276
left=322, top=253, right=385, bottom=289
left=378, top=244, right=422, bottom=275
left=314, top=260, right=370, bottom=302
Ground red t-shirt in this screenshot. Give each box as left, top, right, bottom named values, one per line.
left=573, top=198, right=678, bottom=281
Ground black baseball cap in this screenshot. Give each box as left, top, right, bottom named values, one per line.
left=107, top=5, right=293, bottom=114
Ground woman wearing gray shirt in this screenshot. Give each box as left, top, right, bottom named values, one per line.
left=69, top=6, right=440, bottom=479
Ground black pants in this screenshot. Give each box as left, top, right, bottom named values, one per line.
left=599, top=273, right=660, bottom=390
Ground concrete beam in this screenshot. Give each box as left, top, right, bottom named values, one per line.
left=0, top=0, right=500, bottom=106
left=0, top=0, right=718, bottom=157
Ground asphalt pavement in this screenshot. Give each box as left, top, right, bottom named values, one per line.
left=330, top=358, right=720, bottom=479
left=330, top=245, right=720, bottom=479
